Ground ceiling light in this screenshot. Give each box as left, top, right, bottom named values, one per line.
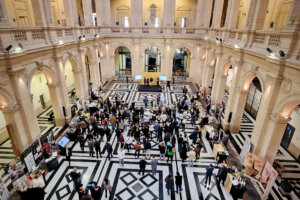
left=279, top=50, right=285, bottom=58
left=5, top=45, right=12, bottom=52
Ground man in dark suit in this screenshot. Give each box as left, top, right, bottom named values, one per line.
left=216, top=165, right=228, bottom=186
left=138, top=157, right=147, bottom=176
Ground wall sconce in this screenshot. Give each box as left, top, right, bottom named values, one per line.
left=234, top=44, right=240, bottom=49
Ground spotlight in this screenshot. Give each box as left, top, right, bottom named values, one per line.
left=266, top=48, right=272, bottom=54
left=220, top=38, right=222, bottom=42
left=204, top=36, right=208, bottom=40
left=83, top=35, right=85, bottom=38
left=279, top=50, right=285, bottom=58
left=79, top=36, right=82, bottom=40
left=216, top=37, right=219, bottom=41
left=5, top=45, right=12, bottom=52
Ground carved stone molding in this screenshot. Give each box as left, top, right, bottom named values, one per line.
left=281, top=79, right=292, bottom=94
left=0, top=72, right=9, bottom=86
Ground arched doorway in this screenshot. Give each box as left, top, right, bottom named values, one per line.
left=172, top=47, right=191, bottom=77
left=115, top=46, right=131, bottom=75
left=145, top=47, right=161, bottom=72
left=29, top=70, right=55, bottom=127
left=64, top=57, right=81, bottom=99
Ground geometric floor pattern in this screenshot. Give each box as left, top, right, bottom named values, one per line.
left=229, top=107, right=300, bottom=200
left=43, top=82, right=235, bottom=200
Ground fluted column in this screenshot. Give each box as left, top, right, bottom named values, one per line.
left=131, top=0, right=143, bottom=31
left=285, top=0, right=300, bottom=31
left=0, top=0, right=9, bottom=27
left=97, top=0, right=111, bottom=27
left=211, top=52, right=224, bottom=106
left=63, top=0, right=78, bottom=26
left=31, top=0, right=55, bottom=27
left=195, top=0, right=214, bottom=28
left=82, top=0, right=93, bottom=26
left=244, top=0, right=269, bottom=30
left=211, top=0, right=224, bottom=28
left=223, top=0, right=240, bottom=29
left=163, top=0, right=176, bottom=33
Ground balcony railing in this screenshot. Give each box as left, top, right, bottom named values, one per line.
left=0, top=26, right=298, bottom=61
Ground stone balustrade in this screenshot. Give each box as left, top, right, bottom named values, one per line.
left=0, top=26, right=299, bottom=62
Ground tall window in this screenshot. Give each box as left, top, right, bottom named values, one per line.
left=124, top=16, right=129, bottom=27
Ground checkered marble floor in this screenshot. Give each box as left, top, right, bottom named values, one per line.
left=44, top=82, right=236, bottom=200
left=228, top=111, right=300, bottom=200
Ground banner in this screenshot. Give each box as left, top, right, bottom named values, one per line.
left=0, top=177, right=9, bottom=200
left=21, top=146, right=35, bottom=172
left=31, top=140, right=42, bottom=165
left=261, top=161, right=278, bottom=200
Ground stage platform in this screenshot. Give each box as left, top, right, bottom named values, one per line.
left=138, top=84, right=162, bottom=92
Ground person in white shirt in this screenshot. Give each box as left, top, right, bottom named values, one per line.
left=32, top=175, right=45, bottom=188
left=118, top=148, right=126, bottom=167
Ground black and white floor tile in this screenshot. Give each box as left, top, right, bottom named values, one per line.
left=229, top=110, right=300, bottom=200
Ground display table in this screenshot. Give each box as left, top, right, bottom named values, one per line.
left=204, top=125, right=214, bottom=138
left=212, top=144, right=227, bottom=160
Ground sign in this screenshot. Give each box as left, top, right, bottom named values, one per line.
left=31, top=140, right=42, bottom=165
left=21, top=146, right=35, bottom=172
left=239, top=138, right=251, bottom=163
left=261, top=161, right=278, bottom=200
left=0, top=177, right=9, bottom=200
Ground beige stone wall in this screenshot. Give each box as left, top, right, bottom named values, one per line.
left=111, top=0, right=131, bottom=26
left=4, top=0, right=36, bottom=27
left=175, top=0, right=197, bottom=27
left=263, top=0, right=292, bottom=30
left=236, top=0, right=251, bottom=29
left=143, top=0, right=164, bottom=26
left=65, top=60, right=75, bottom=92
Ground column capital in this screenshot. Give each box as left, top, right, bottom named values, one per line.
left=53, top=55, right=63, bottom=63
left=1, top=105, right=20, bottom=114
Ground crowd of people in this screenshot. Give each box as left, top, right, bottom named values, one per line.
left=64, top=84, right=241, bottom=199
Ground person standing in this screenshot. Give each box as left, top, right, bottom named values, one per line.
left=175, top=172, right=183, bottom=194
left=110, top=115, right=116, bottom=132
left=159, top=142, right=166, bottom=161
left=144, top=139, right=151, bottom=159
left=167, top=146, right=174, bottom=163
left=165, top=174, right=174, bottom=195
left=180, top=144, right=188, bottom=162
left=138, top=157, right=147, bottom=176
left=204, top=164, right=214, bottom=188
left=88, top=138, right=95, bottom=157
left=102, top=177, right=112, bottom=198
left=151, top=156, right=158, bottom=176
left=118, top=148, right=125, bottom=167
left=156, top=77, right=159, bottom=86
left=106, top=141, right=113, bottom=160
left=94, top=139, right=101, bottom=159
left=216, top=164, right=228, bottom=186
left=66, top=147, right=72, bottom=166
left=143, top=96, right=148, bottom=108
left=188, top=148, right=196, bottom=167
left=134, top=142, right=142, bottom=158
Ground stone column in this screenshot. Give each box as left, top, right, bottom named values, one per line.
left=202, top=50, right=216, bottom=94
left=0, top=0, right=10, bottom=27
left=63, top=0, right=78, bottom=26
left=163, top=0, right=176, bottom=32
left=285, top=0, right=300, bottom=31
left=131, top=38, right=140, bottom=77
left=195, top=0, right=214, bottom=28
left=256, top=115, right=290, bottom=163
left=2, top=107, right=32, bottom=156
left=53, top=57, right=71, bottom=123
left=251, top=74, right=283, bottom=156
left=189, top=45, right=200, bottom=83
left=31, top=0, right=55, bottom=27
left=223, top=0, right=240, bottom=29
left=131, top=0, right=143, bottom=32
left=211, top=0, right=224, bottom=28
left=97, top=0, right=111, bottom=27
left=101, top=43, right=115, bottom=81
left=47, top=83, right=67, bottom=126
left=211, top=52, right=226, bottom=107
left=229, top=87, right=248, bottom=133
left=9, top=72, right=40, bottom=143
left=89, top=45, right=101, bottom=87
left=77, top=49, right=89, bottom=99
left=82, top=0, right=93, bottom=26
left=222, top=60, right=243, bottom=130
left=245, top=0, right=269, bottom=30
